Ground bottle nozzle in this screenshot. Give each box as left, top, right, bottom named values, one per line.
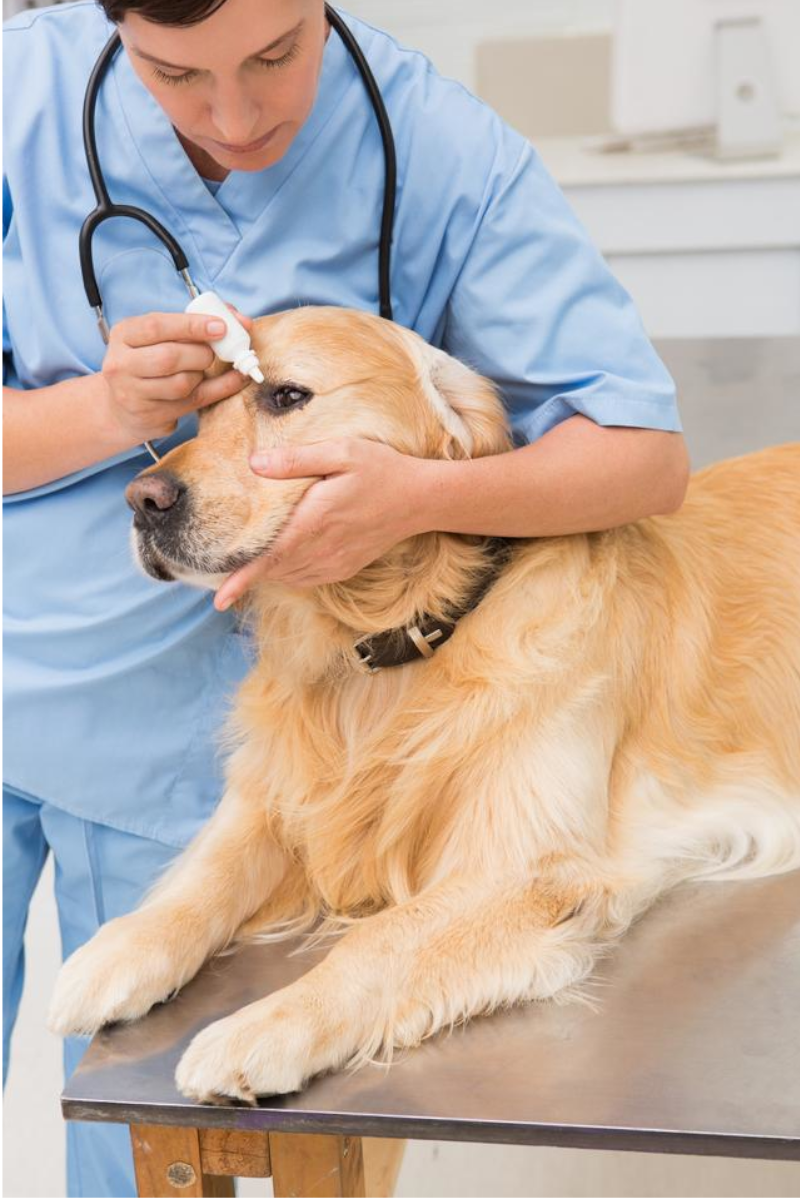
left=233, top=349, right=265, bottom=384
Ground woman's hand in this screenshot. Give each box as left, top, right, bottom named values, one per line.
left=214, top=438, right=427, bottom=608
left=99, top=308, right=252, bottom=445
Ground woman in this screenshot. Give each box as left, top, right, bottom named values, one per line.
left=3, top=0, right=689, bottom=1194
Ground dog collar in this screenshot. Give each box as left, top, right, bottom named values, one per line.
left=352, top=537, right=515, bottom=672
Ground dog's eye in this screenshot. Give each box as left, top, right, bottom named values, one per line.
left=271, top=385, right=313, bottom=410
left=252, top=381, right=314, bottom=416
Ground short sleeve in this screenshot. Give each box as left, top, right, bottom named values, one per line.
left=442, top=137, right=682, bottom=445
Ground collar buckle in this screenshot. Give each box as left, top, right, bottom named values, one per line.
left=353, top=636, right=382, bottom=673
left=407, top=625, right=444, bottom=659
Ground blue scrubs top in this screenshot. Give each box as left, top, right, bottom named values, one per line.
left=3, top=2, right=682, bottom=848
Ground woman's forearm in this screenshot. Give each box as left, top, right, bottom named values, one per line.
left=408, top=415, right=691, bottom=538
left=3, top=376, right=139, bottom=495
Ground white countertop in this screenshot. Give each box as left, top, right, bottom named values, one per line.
left=533, top=131, right=800, bottom=188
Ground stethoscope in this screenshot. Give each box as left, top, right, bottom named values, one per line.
left=79, top=4, right=397, bottom=461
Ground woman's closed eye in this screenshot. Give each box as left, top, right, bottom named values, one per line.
left=152, top=42, right=301, bottom=87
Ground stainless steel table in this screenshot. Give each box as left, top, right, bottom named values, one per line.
left=61, top=339, right=800, bottom=1196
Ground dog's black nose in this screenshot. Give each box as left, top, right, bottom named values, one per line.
left=125, top=472, right=186, bottom=527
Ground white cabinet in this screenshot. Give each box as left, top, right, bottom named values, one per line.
left=535, top=136, right=800, bottom=339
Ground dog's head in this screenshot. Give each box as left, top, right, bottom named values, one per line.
left=125, top=306, right=512, bottom=588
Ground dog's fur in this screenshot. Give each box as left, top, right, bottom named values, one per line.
left=49, top=307, right=800, bottom=1104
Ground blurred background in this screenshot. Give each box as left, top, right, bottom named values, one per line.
left=345, top=0, right=800, bottom=341
left=3, top=1, right=800, bottom=1196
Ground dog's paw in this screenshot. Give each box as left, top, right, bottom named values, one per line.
left=175, top=986, right=343, bottom=1105
left=47, top=913, right=183, bottom=1038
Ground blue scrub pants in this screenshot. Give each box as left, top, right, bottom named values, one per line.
left=3, top=783, right=183, bottom=1198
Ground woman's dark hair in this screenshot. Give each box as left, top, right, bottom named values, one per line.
left=97, top=0, right=229, bottom=26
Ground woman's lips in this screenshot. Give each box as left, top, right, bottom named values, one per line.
left=209, top=127, right=280, bottom=155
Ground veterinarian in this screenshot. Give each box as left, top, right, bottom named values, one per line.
left=3, top=0, right=689, bottom=1194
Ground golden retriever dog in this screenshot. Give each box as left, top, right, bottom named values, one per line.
left=49, top=306, right=800, bottom=1105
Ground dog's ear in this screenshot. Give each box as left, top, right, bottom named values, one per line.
left=415, top=341, right=513, bottom=461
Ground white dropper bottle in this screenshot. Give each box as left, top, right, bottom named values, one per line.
left=185, top=291, right=265, bottom=384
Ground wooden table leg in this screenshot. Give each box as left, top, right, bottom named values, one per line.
left=130, top=1124, right=238, bottom=1197
left=129, top=1122, right=404, bottom=1198
left=269, top=1132, right=406, bottom=1198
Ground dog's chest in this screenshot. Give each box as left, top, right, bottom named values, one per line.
left=269, top=674, right=429, bottom=906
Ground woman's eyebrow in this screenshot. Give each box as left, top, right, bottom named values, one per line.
left=131, top=19, right=304, bottom=71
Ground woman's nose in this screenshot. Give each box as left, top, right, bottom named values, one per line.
left=125, top=473, right=186, bottom=527
left=210, top=87, right=260, bottom=144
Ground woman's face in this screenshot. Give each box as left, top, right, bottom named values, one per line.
left=119, top=0, right=327, bottom=175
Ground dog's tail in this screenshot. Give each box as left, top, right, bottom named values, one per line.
left=625, top=774, right=800, bottom=887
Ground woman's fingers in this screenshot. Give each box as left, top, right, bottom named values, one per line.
left=124, top=340, right=216, bottom=379
left=115, top=312, right=227, bottom=350
left=224, top=302, right=254, bottom=332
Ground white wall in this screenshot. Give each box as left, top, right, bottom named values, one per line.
left=342, top=0, right=614, bottom=92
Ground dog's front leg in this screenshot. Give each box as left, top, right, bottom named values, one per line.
left=48, top=788, right=288, bottom=1037
left=175, top=869, right=609, bottom=1104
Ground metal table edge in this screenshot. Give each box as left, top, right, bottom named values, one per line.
left=60, top=1096, right=800, bottom=1162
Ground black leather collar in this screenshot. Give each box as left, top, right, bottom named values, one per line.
left=352, top=537, right=514, bottom=672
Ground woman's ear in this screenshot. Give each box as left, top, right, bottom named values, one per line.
left=417, top=342, right=514, bottom=461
